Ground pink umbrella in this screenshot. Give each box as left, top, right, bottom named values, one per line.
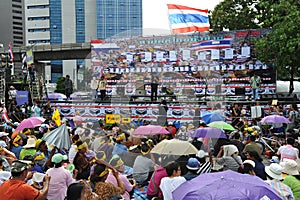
left=261, top=115, right=290, bottom=124
left=16, top=117, right=46, bottom=131
left=132, top=125, right=169, bottom=136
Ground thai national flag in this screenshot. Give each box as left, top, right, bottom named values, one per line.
left=191, top=39, right=232, bottom=51
left=8, top=43, right=14, bottom=62
left=167, top=4, right=210, bottom=34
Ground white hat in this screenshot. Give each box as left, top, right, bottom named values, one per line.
left=23, top=138, right=36, bottom=148
left=0, top=141, right=7, bottom=148
left=223, top=145, right=239, bottom=157
left=197, top=150, right=209, bottom=159
left=265, top=163, right=283, bottom=180
left=281, top=159, right=299, bottom=175
left=243, top=160, right=255, bottom=168
left=0, top=132, right=8, bottom=137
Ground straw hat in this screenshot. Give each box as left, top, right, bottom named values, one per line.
left=23, top=138, right=36, bottom=149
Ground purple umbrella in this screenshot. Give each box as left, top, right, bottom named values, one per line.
left=43, top=93, right=67, bottom=100
left=261, top=115, right=290, bottom=124
left=16, top=117, right=46, bottom=131
left=172, top=170, right=282, bottom=200
left=191, top=127, right=226, bottom=138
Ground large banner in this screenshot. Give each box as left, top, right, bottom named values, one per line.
left=16, top=91, right=28, bottom=105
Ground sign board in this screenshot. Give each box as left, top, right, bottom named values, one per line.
left=105, top=114, right=121, bottom=124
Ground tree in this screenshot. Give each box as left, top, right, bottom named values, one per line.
left=254, top=0, right=300, bottom=94
left=210, top=0, right=261, bottom=32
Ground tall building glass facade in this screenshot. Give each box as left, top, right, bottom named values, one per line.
left=96, top=0, right=142, bottom=39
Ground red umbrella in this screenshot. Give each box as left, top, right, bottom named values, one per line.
left=16, top=117, right=46, bottom=131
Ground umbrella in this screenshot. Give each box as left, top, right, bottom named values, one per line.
left=16, top=117, right=46, bottom=131
left=150, top=139, right=198, bottom=155
left=43, top=93, right=67, bottom=100
left=70, top=92, right=90, bottom=100
left=172, top=170, right=282, bottom=200
left=207, top=121, right=235, bottom=131
left=261, top=115, right=290, bottom=124
left=201, top=112, right=225, bottom=124
left=191, top=127, right=227, bottom=139
left=132, top=125, right=169, bottom=136
left=43, top=124, right=71, bottom=149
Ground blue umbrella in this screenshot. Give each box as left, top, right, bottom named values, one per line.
left=201, top=112, right=225, bottom=124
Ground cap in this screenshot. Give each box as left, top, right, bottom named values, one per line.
left=51, top=153, right=68, bottom=164
left=196, top=150, right=209, bottom=159
left=186, top=158, right=200, bottom=171
left=11, top=160, right=30, bottom=173
left=0, top=140, right=7, bottom=148
left=243, top=160, right=255, bottom=168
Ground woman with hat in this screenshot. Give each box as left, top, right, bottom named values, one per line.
left=106, top=155, right=136, bottom=200
left=89, top=159, right=125, bottom=200
left=133, top=141, right=155, bottom=186
left=73, top=140, right=90, bottom=180
left=19, top=137, right=37, bottom=160
left=46, top=153, right=75, bottom=200
left=282, top=159, right=300, bottom=199
left=216, top=144, right=242, bottom=172
left=265, top=163, right=294, bottom=200
left=10, top=134, right=23, bottom=159
left=35, top=139, right=56, bottom=171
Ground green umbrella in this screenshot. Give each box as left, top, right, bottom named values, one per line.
left=207, top=121, right=235, bottom=131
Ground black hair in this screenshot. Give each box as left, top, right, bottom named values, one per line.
left=65, top=182, right=85, bottom=200
left=247, top=151, right=263, bottom=162
left=165, top=161, right=180, bottom=177
left=90, top=164, right=107, bottom=184
left=11, top=171, right=24, bottom=177
left=286, top=137, right=295, bottom=145
left=238, top=163, right=254, bottom=174
left=249, top=135, right=256, bottom=141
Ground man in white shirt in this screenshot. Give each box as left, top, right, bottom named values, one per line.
left=160, top=161, right=186, bottom=200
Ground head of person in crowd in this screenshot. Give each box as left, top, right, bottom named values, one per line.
left=23, top=137, right=37, bottom=149
left=35, top=139, right=48, bottom=152
left=0, top=132, right=9, bottom=144
left=12, top=134, right=23, bottom=147
left=165, top=161, right=181, bottom=177
left=246, top=151, right=263, bottom=162
left=71, top=134, right=81, bottom=144
left=265, top=163, right=283, bottom=181
left=90, top=163, right=109, bottom=183
left=51, top=153, right=68, bottom=168
left=196, top=150, right=209, bottom=164
left=75, top=140, right=88, bottom=154
left=66, top=182, right=88, bottom=200
left=223, top=144, right=239, bottom=157
left=11, top=160, right=31, bottom=179
left=109, top=155, right=124, bottom=173
left=186, top=158, right=200, bottom=172
left=281, top=159, right=299, bottom=176
left=286, top=137, right=295, bottom=146
left=238, top=160, right=256, bottom=176
left=114, top=133, right=126, bottom=144
left=140, top=140, right=151, bottom=156
left=22, top=128, right=31, bottom=136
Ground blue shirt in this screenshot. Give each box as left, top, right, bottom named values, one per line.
left=112, top=143, right=128, bottom=156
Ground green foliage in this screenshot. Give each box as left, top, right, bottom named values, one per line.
left=210, top=0, right=261, bottom=31
left=254, top=0, right=300, bottom=82
left=54, top=77, right=65, bottom=94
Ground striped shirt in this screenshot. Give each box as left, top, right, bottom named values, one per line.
left=265, top=180, right=294, bottom=200
left=197, top=162, right=212, bottom=174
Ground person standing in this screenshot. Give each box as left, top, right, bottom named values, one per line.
left=249, top=73, right=261, bottom=100
left=64, top=75, right=73, bottom=100
left=97, top=76, right=107, bottom=101
left=150, top=76, right=159, bottom=101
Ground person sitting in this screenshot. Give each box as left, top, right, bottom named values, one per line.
left=19, top=137, right=37, bottom=160
left=89, top=160, right=125, bottom=200
left=160, top=161, right=186, bottom=200
left=265, top=163, right=294, bottom=200
left=73, top=141, right=90, bottom=180
left=10, top=134, right=23, bottom=159
left=46, top=153, right=75, bottom=200
left=216, top=144, right=242, bottom=172
left=243, top=135, right=262, bottom=156
left=106, top=155, right=136, bottom=200
left=0, top=160, right=50, bottom=199
left=282, top=159, right=300, bottom=199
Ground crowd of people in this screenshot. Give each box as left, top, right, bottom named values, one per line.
left=0, top=88, right=300, bottom=199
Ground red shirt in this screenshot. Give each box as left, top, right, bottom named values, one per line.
left=0, top=179, right=40, bottom=200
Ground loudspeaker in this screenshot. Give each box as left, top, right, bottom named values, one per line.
left=235, top=88, right=245, bottom=95
left=136, top=89, right=145, bottom=95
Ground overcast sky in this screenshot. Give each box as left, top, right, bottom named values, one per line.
left=142, top=0, right=222, bottom=36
